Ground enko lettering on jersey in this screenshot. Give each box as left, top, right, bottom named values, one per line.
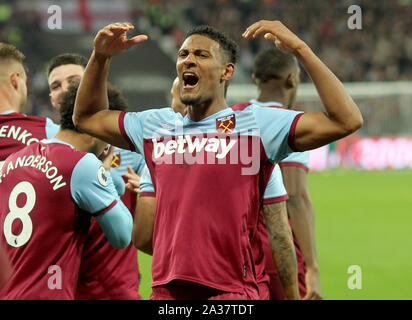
left=0, top=153, right=66, bottom=190
left=0, top=125, right=41, bottom=146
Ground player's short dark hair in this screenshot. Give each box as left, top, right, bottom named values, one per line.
left=47, top=53, right=88, bottom=76
left=0, top=42, right=25, bottom=64
left=105, top=83, right=129, bottom=112
left=185, top=25, right=239, bottom=64
left=253, top=48, right=298, bottom=82
left=60, top=83, right=128, bottom=132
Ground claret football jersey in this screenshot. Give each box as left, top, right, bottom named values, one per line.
left=0, top=139, right=120, bottom=299
left=139, top=161, right=289, bottom=298
left=246, top=100, right=310, bottom=171
left=0, top=110, right=59, bottom=162
left=0, top=242, right=12, bottom=290
left=234, top=100, right=309, bottom=292
left=119, top=104, right=303, bottom=295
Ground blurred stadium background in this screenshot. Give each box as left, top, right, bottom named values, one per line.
left=2, top=0, right=411, bottom=299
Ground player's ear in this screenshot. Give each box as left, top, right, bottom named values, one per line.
left=286, top=73, right=296, bottom=89
left=251, top=73, right=258, bottom=85
left=221, top=62, right=235, bottom=82
left=10, top=73, right=19, bottom=90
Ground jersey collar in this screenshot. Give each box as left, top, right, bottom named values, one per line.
left=41, top=138, right=75, bottom=149
left=184, top=107, right=232, bottom=124
left=249, top=99, right=284, bottom=108
left=1, top=110, right=17, bottom=115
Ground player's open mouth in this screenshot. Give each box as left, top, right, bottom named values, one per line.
left=182, top=72, right=199, bottom=89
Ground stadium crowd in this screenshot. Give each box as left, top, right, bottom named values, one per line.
left=4, top=0, right=412, bottom=123
left=140, top=0, right=412, bottom=82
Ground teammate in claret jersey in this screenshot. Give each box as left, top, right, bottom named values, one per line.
left=0, top=43, right=59, bottom=165
left=73, top=20, right=362, bottom=300
left=46, top=53, right=145, bottom=300
left=232, top=48, right=322, bottom=300
left=252, top=164, right=294, bottom=300
left=0, top=84, right=133, bottom=300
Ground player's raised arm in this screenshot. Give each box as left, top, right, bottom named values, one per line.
left=73, top=22, right=148, bottom=149
left=243, top=20, right=363, bottom=151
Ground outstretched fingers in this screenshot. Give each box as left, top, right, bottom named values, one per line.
left=243, top=20, right=305, bottom=53
left=94, top=22, right=149, bottom=57
left=243, top=20, right=283, bottom=38
left=109, top=22, right=134, bottom=31
left=127, top=35, right=149, bottom=46
left=242, top=21, right=263, bottom=38
left=107, top=22, right=148, bottom=47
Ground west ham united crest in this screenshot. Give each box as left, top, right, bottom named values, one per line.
left=111, top=152, right=121, bottom=168
left=216, top=114, right=236, bottom=134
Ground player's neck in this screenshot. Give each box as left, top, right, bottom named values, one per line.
left=186, top=96, right=228, bottom=122
left=0, top=106, right=15, bottom=114
left=256, top=90, right=290, bottom=107
left=54, top=130, right=93, bottom=153
left=0, top=92, right=18, bottom=114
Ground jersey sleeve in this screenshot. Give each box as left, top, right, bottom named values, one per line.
left=279, top=150, right=310, bottom=172
left=71, top=153, right=132, bottom=249
left=263, top=164, right=288, bottom=204
left=139, top=165, right=155, bottom=197
left=252, top=105, right=304, bottom=164
left=118, top=110, right=153, bottom=155
left=70, top=153, right=119, bottom=216
left=94, top=201, right=133, bottom=249
left=45, top=118, right=60, bottom=138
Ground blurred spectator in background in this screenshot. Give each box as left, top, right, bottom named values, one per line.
left=138, top=0, right=412, bottom=82
left=4, top=0, right=412, bottom=132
